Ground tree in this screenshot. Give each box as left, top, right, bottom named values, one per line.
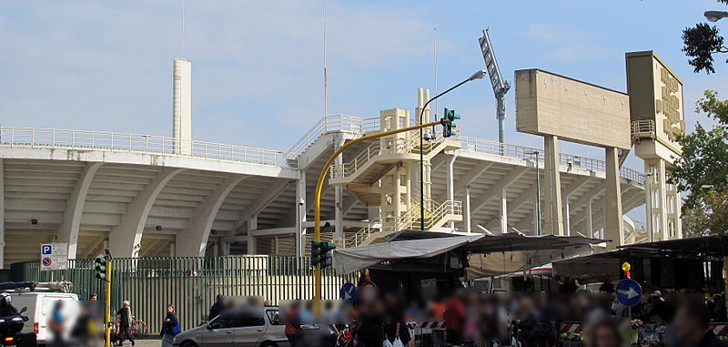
left=682, top=0, right=728, bottom=74
left=668, top=90, right=728, bottom=235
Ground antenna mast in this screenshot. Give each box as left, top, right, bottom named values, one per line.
left=478, top=28, right=510, bottom=143
left=323, top=0, right=328, bottom=117
left=181, top=0, right=185, bottom=58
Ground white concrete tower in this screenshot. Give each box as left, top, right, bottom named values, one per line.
left=173, top=58, right=192, bottom=155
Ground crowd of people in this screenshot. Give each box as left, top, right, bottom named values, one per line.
left=274, top=285, right=728, bottom=347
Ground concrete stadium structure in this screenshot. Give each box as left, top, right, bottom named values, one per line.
left=0, top=111, right=648, bottom=268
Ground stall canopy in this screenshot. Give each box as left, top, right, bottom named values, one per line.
left=553, top=235, right=728, bottom=283
left=333, top=230, right=604, bottom=275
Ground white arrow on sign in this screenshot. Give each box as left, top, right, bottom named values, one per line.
left=617, top=287, right=639, bottom=299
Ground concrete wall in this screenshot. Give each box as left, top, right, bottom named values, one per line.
left=515, top=69, right=631, bottom=150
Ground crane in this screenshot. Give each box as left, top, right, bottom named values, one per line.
left=478, top=29, right=510, bottom=143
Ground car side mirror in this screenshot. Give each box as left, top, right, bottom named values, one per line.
left=19, top=307, right=27, bottom=314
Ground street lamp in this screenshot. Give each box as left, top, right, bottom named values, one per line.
left=525, top=151, right=541, bottom=236
left=418, top=69, right=487, bottom=231
left=705, top=11, right=728, bottom=22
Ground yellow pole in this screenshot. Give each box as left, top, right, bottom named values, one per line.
left=105, top=260, right=112, bottom=347
left=313, top=119, right=446, bottom=315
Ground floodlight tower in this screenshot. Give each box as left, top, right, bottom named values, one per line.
left=480, top=28, right=512, bottom=234
left=479, top=29, right=510, bottom=144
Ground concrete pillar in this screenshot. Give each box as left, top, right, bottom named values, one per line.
left=644, top=172, right=654, bottom=241
left=221, top=241, right=231, bottom=256
left=447, top=155, right=456, bottom=229
left=172, top=59, right=192, bottom=155
left=109, top=168, right=183, bottom=258
left=656, top=160, right=668, bottom=241
left=334, top=136, right=344, bottom=243
left=587, top=198, right=593, bottom=237
left=674, top=184, right=683, bottom=239
left=247, top=216, right=257, bottom=254
left=465, top=185, right=472, bottom=233
left=542, top=135, right=564, bottom=235
left=58, top=162, right=102, bottom=259
left=500, top=188, right=508, bottom=234
left=296, top=171, right=306, bottom=257
left=176, top=175, right=247, bottom=257
left=604, top=147, right=624, bottom=250
left=563, top=201, right=571, bottom=236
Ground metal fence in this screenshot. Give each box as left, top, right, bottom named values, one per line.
left=12, top=255, right=354, bottom=335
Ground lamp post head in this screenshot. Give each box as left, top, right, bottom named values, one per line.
left=468, top=69, right=488, bottom=81
left=705, top=11, right=728, bottom=22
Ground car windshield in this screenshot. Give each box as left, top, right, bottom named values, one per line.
left=266, top=309, right=282, bottom=325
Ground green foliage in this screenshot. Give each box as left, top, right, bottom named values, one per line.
left=682, top=1, right=728, bottom=74
left=682, top=24, right=726, bottom=74
left=669, top=90, right=728, bottom=235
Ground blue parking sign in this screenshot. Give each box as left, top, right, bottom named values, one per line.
left=41, top=244, right=52, bottom=255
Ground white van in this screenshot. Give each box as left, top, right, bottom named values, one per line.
left=9, top=292, right=79, bottom=345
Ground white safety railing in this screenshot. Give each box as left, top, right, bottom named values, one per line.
left=285, top=115, right=365, bottom=156
left=331, top=131, right=445, bottom=180
left=0, top=116, right=645, bottom=186
left=457, top=135, right=644, bottom=186
left=0, top=127, right=293, bottom=168
left=631, top=119, right=656, bottom=141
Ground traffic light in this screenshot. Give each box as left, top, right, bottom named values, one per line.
left=441, top=108, right=461, bottom=138
left=311, top=241, right=337, bottom=269
left=93, top=256, right=109, bottom=281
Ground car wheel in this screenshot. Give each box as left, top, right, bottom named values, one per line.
left=260, top=342, right=278, bottom=347
left=181, top=341, right=198, bottom=347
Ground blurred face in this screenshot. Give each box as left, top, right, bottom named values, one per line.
left=167, top=306, right=174, bottom=314
left=90, top=296, right=97, bottom=301
left=594, top=326, right=620, bottom=347
left=674, top=308, right=704, bottom=343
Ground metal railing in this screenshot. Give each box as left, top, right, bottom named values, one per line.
left=13, top=255, right=354, bottom=336
left=457, top=134, right=644, bottom=186
left=285, top=115, right=365, bottom=156
left=632, top=119, right=656, bottom=140
left=0, top=116, right=644, bottom=185
left=0, top=127, right=293, bottom=168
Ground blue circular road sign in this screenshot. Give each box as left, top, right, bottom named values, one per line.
left=615, top=279, right=642, bottom=307
left=339, top=282, right=357, bottom=304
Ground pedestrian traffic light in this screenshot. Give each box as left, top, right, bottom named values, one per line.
left=93, top=256, right=109, bottom=281
left=311, top=241, right=337, bottom=269
left=441, top=108, right=461, bottom=137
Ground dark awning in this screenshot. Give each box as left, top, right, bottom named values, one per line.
left=333, top=231, right=603, bottom=275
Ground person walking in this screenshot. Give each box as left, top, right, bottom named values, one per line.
left=161, top=304, right=180, bottom=347
left=285, top=301, right=302, bottom=347
left=208, top=294, right=224, bottom=321
left=49, top=300, right=67, bottom=347
left=116, top=301, right=135, bottom=346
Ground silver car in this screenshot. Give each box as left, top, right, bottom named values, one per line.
left=173, top=306, right=289, bottom=347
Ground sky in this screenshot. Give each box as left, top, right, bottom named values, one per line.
left=0, top=0, right=726, bottom=167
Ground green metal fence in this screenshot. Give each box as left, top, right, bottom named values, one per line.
left=12, top=255, right=354, bottom=335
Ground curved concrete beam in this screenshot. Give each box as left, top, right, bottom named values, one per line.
left=109, top=168, right=184, bottom=258
left=57, top=162, right=103, bottom=259
left=176, top=175, right=250, bottom=257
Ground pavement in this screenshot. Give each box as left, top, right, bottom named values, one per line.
left=117, top=340, right=161, bottom=347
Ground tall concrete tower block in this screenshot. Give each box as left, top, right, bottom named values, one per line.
left=173, top=58, right=192, bottom=155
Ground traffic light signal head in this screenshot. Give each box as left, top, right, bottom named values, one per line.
left=442, top=108, right=461, bottom=138
left=310, top=241, right=337, bottom=268
left=93, top=256, right=109, bottom=281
